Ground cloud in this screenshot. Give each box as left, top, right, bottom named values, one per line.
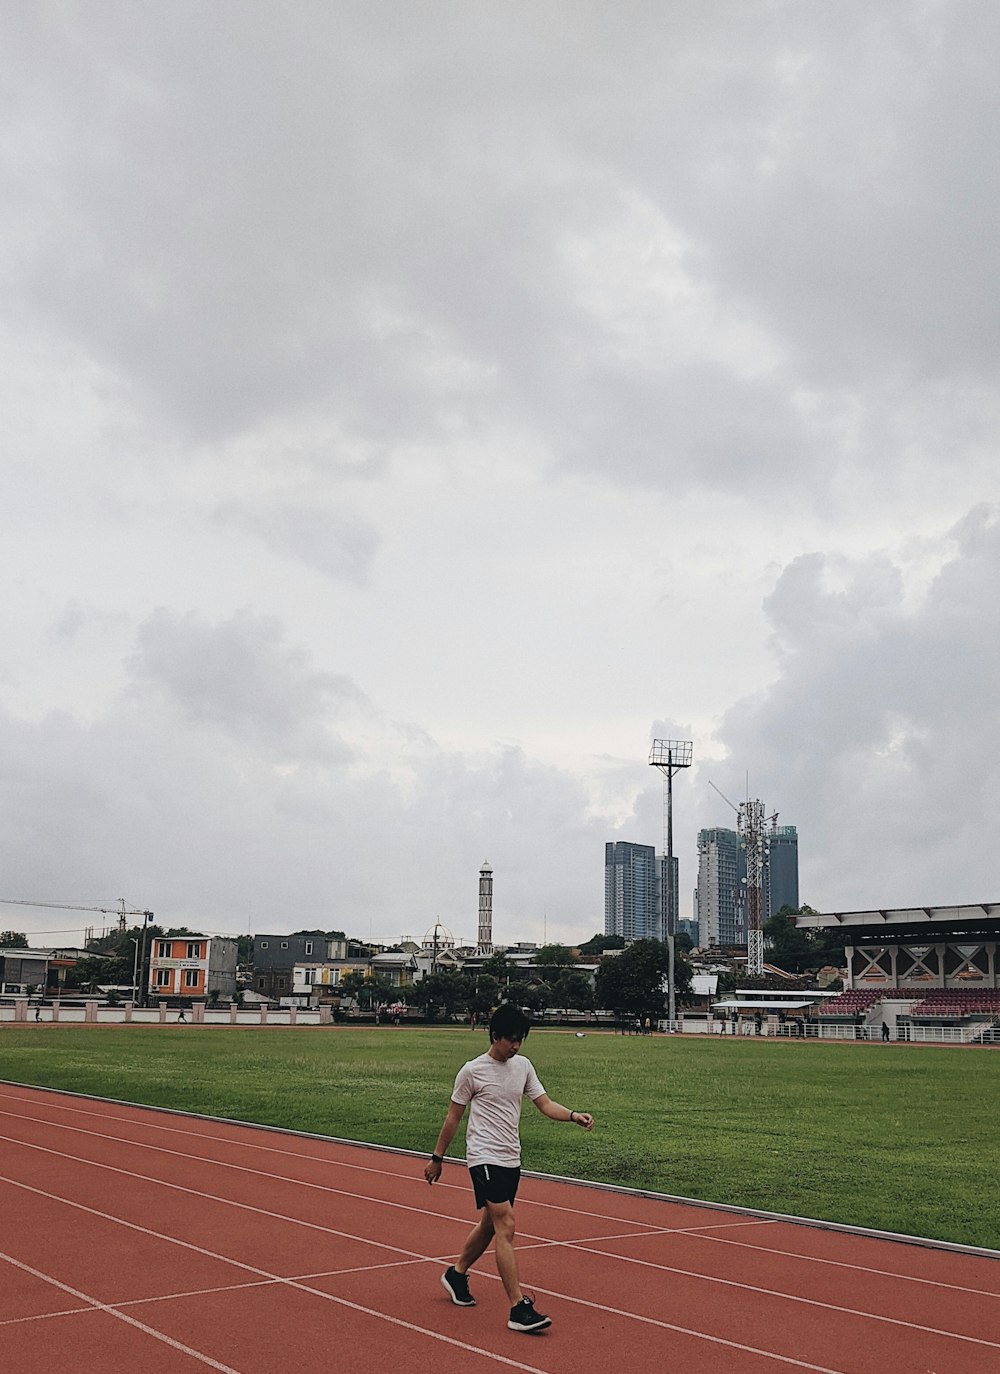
left=126, top=607, right=365, bottom=760
left=0, top=607, right=615, bottom=943
left=714, top=504, right=1000, bottom=908
left=214, top=494, right=379, bottom=584
left=1, top=4, right=998, bottom=950
left=4, top=2, right=992, bottom=510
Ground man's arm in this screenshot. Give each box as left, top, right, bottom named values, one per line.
left=532, top=1093, right=594, bottom=1130
left=423, top=1100, right=467, bottom=1184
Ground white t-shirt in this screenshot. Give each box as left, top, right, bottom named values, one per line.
left=451, top=1051, right=546, bottom=1168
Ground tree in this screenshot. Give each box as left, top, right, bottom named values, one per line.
left=533, top=944, right=574, bottom=968
left=764, top=904, right=850, bottom=975
left=482, top=951, right=514, bottom=986
left=339, top=970, right=392, bottom=1010
left=408, top=971, right=470, bottom=1021
left=67, top=953, right=114, bottom=993
left=552, top=969, right=595, bottom=1011
left=595, top=939, right=675, bottom=1018
left=468, top=974, right=501, bottom=1018
left=674, top=930, right=694, bottom=955
left=0, top=931, right=29, bottom=948
left=520, top=980, right=553, bottom=1014
left=763, top=907, right=815, bottom=974
left=578, top=933, right=626, bottom=956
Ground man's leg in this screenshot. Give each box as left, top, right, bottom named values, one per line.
left=455, top=1207, right=494, bottom=1275
left=486, top=1200, right=522, bottom=1305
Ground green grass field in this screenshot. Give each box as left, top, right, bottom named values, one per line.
left=1, top=1025, right=997, bottom=1250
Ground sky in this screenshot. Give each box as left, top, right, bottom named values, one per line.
left=2, top=2, right=998, bottom=952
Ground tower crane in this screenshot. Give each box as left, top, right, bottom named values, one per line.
left=0, top=897, right=153, bottom=933
left=0, top=897, right=156, bottom=1006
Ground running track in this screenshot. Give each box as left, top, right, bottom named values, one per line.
left=1, top=1082, right=998, bottom=1374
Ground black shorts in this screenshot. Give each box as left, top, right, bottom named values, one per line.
left=469, top=1163, right=521, bottom=1209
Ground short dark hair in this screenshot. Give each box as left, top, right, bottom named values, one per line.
left=489, top=1002, right=531, bottom=1043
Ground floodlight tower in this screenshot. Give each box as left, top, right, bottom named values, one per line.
left=649, top=738, right=693, bottom=1030
left=739, top=798, right=767, bottom=976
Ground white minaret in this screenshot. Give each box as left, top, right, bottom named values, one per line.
left=477, top=860, right=493, bottom=955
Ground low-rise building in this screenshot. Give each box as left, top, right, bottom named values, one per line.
left=290, top=956, right=372, bottom=1001
left=0, top=946, right=53, bottom=994
left=148, top=935, right=237, bottom=1002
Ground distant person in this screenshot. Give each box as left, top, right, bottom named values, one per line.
left=177, top=1007, right=187, bottom=1023
left=34, top=1004, right=41, bottom=1022
left=424, top=1003, right=594, bottom=1334
left=881, top=1021, right=890, bottom=1042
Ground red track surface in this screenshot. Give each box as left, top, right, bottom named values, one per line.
left=0, top=1083, right=997, bottom=1374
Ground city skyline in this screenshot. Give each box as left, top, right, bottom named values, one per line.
left=2, top=8, right=998, bottom=950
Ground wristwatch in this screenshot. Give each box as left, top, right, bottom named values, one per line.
left=431, top=1153, right=443, bottom=1163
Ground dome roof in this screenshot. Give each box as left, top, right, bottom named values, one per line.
left=422, top=920, right=456, bottom=949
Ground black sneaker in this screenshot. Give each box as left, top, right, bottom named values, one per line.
left=441, top=1266, right=475, bottom=1306
left=507, top=1295, right=551, bottom=1332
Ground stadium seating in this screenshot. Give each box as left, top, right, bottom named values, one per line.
left=817, top=989, right=886, bottom=1014
left=907, top=988, right=1000, bottom=1017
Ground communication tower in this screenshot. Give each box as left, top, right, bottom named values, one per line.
left=739, top=799, right=768, bottom=976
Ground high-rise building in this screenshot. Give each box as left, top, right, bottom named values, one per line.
left=766, top=826, right=799, bottom=916
left=696, top=828, right=745, bottom=948
left=676, top=918, right=700, bottom=946
left=696, top=822, right=800, bottom=947
left=604, top=841, right=658, bottom=941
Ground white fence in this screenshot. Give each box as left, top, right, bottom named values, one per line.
left=667, top=1015, right=1000, bottom=1045
left=0, top=1000, right=324, bottom=1027
left=900, top=1022, right=999, bottom=1045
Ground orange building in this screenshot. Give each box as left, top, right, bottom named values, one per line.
left=147, top=935, right=237, bottom=1002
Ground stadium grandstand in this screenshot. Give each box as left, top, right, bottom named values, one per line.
left=796, top=903, right=1000, bottom=1043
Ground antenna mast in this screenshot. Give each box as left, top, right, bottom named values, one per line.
left=738, top=799, right=768, bottom=976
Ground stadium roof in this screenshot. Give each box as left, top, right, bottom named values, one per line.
left=795, top=903, right=1000, bottom=943
left=712, top=999, right=816, bottom=1010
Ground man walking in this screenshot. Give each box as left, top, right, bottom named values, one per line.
left=424, top=1003, right=594, bottom=1333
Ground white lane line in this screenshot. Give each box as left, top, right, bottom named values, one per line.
left=0, top=1250, right=246, bottom=1373
left=6, top=1102, right=1000, bottom=1318
left=0, top=1303, right=94, bottom=1326
left=0, top=1120, right=482, bottom=1238
left=0, top=1134, right=995, bottom=1359
left=0, top=1113, right=661, bottom=1254
left=0, top=1183, right=552, bottom=1374
left=0, top=1170, right=848, bottom=1374
left=4, top=1126, right=998, bottom=1353
left=0, top=1255, right=471, bottom=1331
left=0, top=1092, right=666, bottom=1230
left=692, top=1227, right=1000, bottom=1297
left=4, top=1090, right=993, bottom=1301
left=547, top=1235, right=1000, bottom=1352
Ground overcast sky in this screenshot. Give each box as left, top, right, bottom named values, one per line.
left=2, top=2, right=998, bottom=951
